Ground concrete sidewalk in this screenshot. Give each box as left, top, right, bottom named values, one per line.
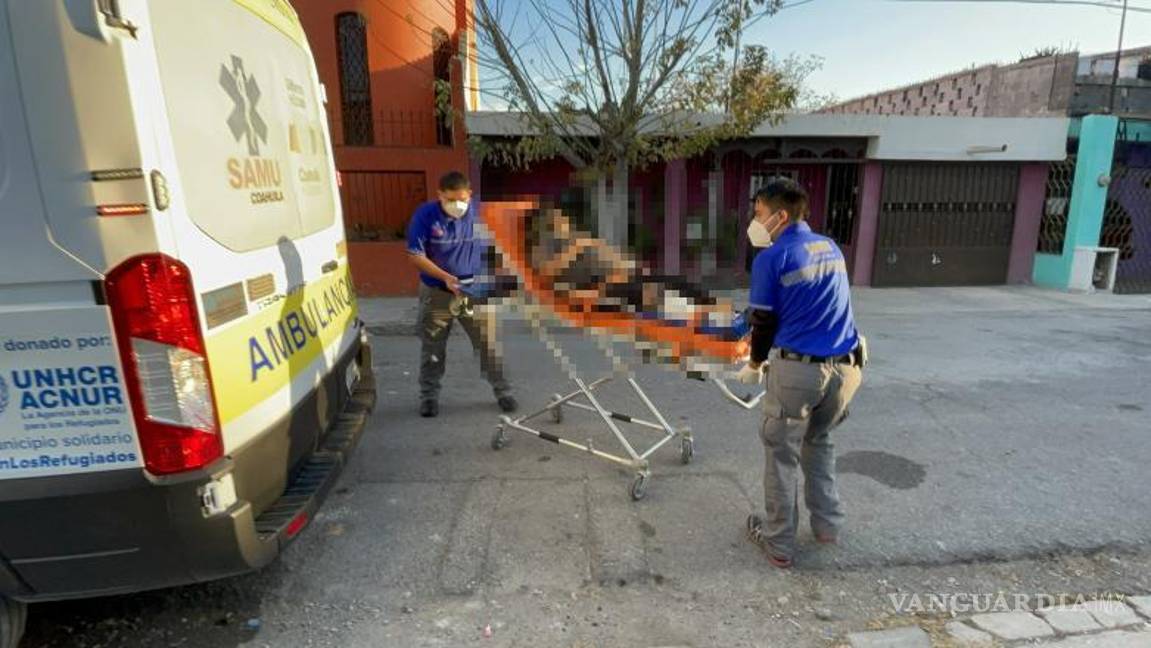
left=358, top=286, right=1151, bottom=335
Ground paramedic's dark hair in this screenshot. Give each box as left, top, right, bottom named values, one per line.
left=754, top=179, right=808, bottom=222
left=439, top=171, right=470, bottom=192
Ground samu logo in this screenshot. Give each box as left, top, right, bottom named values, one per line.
left=0, top=375, right=8, bottom=415
left=219, top=55, right=269, bottom=156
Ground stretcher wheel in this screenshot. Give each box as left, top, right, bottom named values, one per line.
left=679, top=436, right=694, bottom=465
left=549, top=394, right=564, bottom=423
left=629, top=473, right=648, bottom=501
left=491, top=425, right=507, bottom=451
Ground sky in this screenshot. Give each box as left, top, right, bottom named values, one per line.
left=742, top=0, right=1151, bottom=102
left=476, top=0, right=1151, bottom=109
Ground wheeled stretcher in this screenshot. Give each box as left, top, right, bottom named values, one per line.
left=474, top=202, right=766, bottom=499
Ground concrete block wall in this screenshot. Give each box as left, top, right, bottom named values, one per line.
left=824, top=66, right=996, bottom=117
left=985, top=54, right=1077, bottom=117
left=822, top=53, right=1078, bottom=118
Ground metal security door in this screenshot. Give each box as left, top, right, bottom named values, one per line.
left=874, top=163, right=1019, bottom=287
left=1105, top=163, right=1151, bottom=294
left=340, top=171, right=427, bottom=241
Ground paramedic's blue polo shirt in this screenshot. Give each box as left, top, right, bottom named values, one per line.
left=749, top=222, right=860, bottom=357
left=406, top=200, right=483, bottom=290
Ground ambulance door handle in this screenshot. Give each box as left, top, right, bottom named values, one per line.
left=321, top=260, right=339, bottom=274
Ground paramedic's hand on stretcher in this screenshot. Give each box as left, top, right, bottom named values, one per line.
left=408, top=254, right=463, bottom=296
left=444, top=276, right=463, bottom=296
left=736, top=361, right=764, bottom=385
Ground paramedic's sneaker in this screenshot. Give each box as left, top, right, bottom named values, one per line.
left=419, top=399, right=439, bottom=418
left=746, top=514, right=793, bottom=568
left=497, top=396, right=518, bottom=413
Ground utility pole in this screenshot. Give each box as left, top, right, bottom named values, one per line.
left=1107, top=0, right=1128, bottom=114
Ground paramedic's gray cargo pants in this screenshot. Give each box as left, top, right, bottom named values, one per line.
left=759, top=349, right=862, bottom=557
left=418, top=284, right=510, bottom=401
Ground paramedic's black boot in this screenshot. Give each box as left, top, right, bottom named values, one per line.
left=420, top=399, right=439, bottom=418
left=497, top=396, right=518, bottom=413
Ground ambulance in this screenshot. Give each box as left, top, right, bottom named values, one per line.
left=0, top=2, right=375, bottom=644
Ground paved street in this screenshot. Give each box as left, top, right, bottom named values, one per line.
left=20, top=287, right=1151, bottom=647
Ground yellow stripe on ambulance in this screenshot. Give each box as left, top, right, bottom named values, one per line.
left=207, top=267, right=358, bottom=424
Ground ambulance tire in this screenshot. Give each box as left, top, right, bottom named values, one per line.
left=0, top=596, right=26, bottom=648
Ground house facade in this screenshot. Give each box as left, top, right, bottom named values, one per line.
left=470, top=113, right=1070, bottom=288
left=296, top=0, right=479, bottom=295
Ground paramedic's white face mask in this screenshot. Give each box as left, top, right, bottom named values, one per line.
left=443, top=200, right=469, bottom=219
left=747, top=219, right=773, bottom=248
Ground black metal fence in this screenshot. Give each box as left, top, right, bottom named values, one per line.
left=339, top=171, right=427, bottom=242
left=1037, top=158, right=1075, bottom=256
left=330, top=107, right=452, bottom=149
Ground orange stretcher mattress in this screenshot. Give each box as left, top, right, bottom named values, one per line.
left=480, top=202, right=750, bottom=366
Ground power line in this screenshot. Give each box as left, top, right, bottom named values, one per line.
left=1108, top=0, right=1129, bottom=113
left=888, top=0, right=1151, bottom=14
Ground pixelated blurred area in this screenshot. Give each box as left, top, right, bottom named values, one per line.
left=473, top=199, right=750, bottom=378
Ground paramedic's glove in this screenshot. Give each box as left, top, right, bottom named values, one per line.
left=736, top=362, right=764, bottom=385
left=444, top=276, right=463, bottom=296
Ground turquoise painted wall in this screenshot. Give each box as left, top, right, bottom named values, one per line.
left=1033, top=115, right=1119, bottom=289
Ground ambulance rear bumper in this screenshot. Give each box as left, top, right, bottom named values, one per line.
left=0, top=336, right=375, bottom=603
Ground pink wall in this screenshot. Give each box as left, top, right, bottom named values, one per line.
left=721, top=152, right=752, bottom=273
left=479, top=152, right=870, bottom=281
left=1007, top=163, right=1050, bottom=284
left=664, top=160, right=686, bottom=275
left=481, top=157, right=578, bottom=202
left=630, top=162, right=668, bottom=264
left=720, top=152, right=834, bottom=275
left=850, top=162, right=884, bottom=286
left=801, top=166, right=829, bottom=233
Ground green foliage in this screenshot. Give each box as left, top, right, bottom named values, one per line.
left=468, top=135, right=564, bottom=170
left=433, top=78, right=453, bottom=122
left=474, top=0, right=818, bottom=174
left=1019, top=45, right=1072, bottom=62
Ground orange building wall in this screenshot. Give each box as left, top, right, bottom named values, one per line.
left=295, top=0, right=475, bottom=296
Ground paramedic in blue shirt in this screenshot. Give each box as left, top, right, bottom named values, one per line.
left=739, top=178, right=865, bottom=569
left=406, top=171, right=516, bottom=418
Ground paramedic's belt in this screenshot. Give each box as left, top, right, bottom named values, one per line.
left=778, top=348, right=862, bottom=367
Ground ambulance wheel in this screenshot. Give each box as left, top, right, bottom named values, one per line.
left=629, top=473, right=648, bottom=501
left=491, top=425, right=507, bottom=451
left=0, top=596, right=27, bottom=648
left=679, top=436, right=695, bottom=465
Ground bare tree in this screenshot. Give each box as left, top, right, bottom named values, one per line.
left=471, top=0, right=814, bottom=246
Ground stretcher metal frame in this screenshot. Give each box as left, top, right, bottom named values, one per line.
left=713, top=378, right=765, bottom=409
left=488, top=298, right=695, bottom=501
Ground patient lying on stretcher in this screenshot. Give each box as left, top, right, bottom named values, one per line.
left=525, top=209, right=740, bottom=335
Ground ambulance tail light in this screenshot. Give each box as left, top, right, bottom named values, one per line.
left=105, top=254, right=223, bottom=476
